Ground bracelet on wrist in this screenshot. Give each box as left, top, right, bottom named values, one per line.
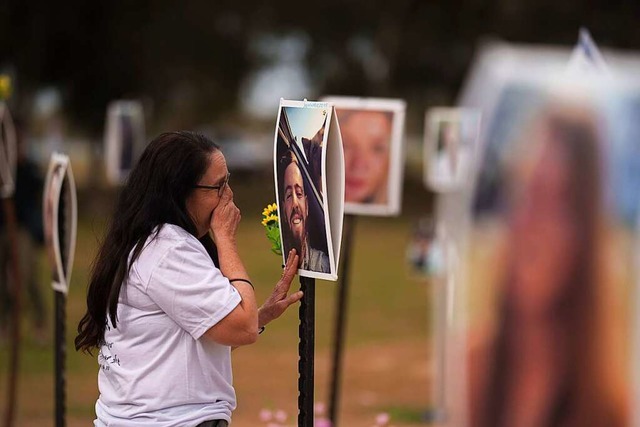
left=229, top=278, right=254, bottom=290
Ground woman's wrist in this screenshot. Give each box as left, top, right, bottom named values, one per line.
left=258, top=307, right=271, bottom=329
left=213, top=233, right=237, bottom=248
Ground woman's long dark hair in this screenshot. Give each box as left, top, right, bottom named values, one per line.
left=75, top=131, right=220, bottom=354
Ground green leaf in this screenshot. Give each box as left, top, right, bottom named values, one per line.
left=271, top=246, right=282, bottom=256
left=263, top=224, right=282, bottom=256
left=266, top=228, right=280, bottom=241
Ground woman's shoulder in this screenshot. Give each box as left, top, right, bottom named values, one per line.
left=155, top=223, right=193, bottom=240
left=147, top=224, right=200, bottom=250
left=135, top=224, right=204, bottom=270
left=133, top=224, right=208, bottom=283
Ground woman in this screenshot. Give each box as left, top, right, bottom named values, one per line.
left=339, top=109, right=393, bottom=205
left=76, top=131, right=303, bottom=427
left=469, top=106, right=629, bottom=427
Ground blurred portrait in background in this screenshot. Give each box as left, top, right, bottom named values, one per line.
left=324, top=96, right=406, bottom=216
left=119, top=113, right=134, bottom=172
left=104, top=100, right=146, bottom=186
left=338, top=109, right=393, bottom=205
left=425, top=109, right=479, bottom=193
left=468, top=104, right=629, bottom=427
left=435, top=121, right=461, bottom=181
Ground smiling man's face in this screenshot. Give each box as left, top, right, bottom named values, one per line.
left=283, top=161, right=308, bottom=249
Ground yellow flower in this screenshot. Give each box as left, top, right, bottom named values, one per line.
left=262, top=202, right=279, bottom=219
left=260, top=203, right=282, bottom=256
left=268, top=203, right=278, bottom=214
left=261, top=214, right=278, bottom=227
left=0, top=75, right=11, bottom=101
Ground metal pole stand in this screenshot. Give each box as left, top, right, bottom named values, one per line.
left=328, top=214, right=356, bottom=426
left=44, top=155, right=77, bottom=427
left=2, top=198, right=22, bottom=427
left=54, top=290, right=66, bottom=427
left=298, top=276, right=315, bottom=427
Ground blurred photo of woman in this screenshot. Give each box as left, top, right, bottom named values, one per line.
left=468, top=106, right=629, bottom=427
left=338, top=109, right=393, bottom=205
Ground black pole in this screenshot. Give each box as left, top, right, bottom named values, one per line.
left=54, top=291, right=66, bottom=427
left=298, top=276, right=315, bottom=427
left=54, top=175, right=69, bottom=427
left=328, top=214, right=356, bottom=426
left=3, top=198, right=21, bottom=427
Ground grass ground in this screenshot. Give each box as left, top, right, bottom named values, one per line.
left=0, top=170, right=436, bottom=426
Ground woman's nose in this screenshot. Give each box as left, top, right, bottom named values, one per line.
left=352, top=152, right=368, bottom=171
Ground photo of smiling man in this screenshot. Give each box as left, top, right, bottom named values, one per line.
left=275, top=103, right=332, bottom=276
left=279, top=150, right=330, bottom=273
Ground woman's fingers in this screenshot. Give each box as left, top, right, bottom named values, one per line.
left=285, top=290, right=304, bottom=306
left=278, top=249, right=299, bottom=287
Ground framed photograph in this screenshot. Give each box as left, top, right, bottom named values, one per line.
left=274, top=99, right=344, bottom=281
left=43, top=153, right=77, bottom=294
left=322, top=96, right=406, bottom=216
left=454, top=44, right=640, bottom=421
left=104, top=100, right=146, bottom=185
left=424, top=108, right=481, bottom=193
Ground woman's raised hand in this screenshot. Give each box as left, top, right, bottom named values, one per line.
left=258, top=249, right=303, bottom=328
left=210, top=187, right=241, bottom=244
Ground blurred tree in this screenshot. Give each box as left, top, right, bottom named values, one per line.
left=0, top=0, right=639, bottom=134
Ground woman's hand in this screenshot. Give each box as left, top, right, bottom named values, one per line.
left=258, top=249, right=303, bottom=328
left=210, top=188, right=241, bottom=244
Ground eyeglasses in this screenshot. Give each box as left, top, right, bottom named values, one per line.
left=194, top=172, right=230, bottom=196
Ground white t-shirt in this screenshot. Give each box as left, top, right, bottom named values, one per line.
left=94, top=224, right=242, bottom=427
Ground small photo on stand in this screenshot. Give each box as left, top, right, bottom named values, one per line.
left=43, top=153, right=77, bottom=294
left=104, top=100, right=146, bottom=185
left=43, top=162, right=64, bottom=284
left=322, top=96, right=406, bottom=216
left=405, top=216, right=445, bottom=281
left=274, top=99, right=344, bottom=281
left=424, top=108, right=481, bottom=193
